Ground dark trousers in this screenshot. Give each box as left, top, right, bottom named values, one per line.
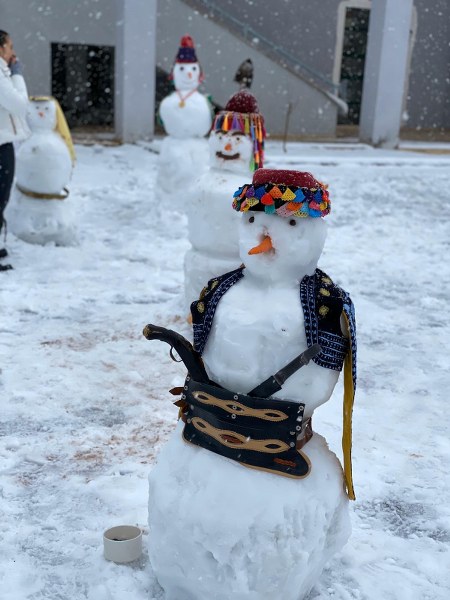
left=0, top=142, right=15, bottom=235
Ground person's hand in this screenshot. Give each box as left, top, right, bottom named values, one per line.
left=9, top=56, right=23, bottom=76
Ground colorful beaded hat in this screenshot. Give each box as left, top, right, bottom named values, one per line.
left=232, top=169, right=330, bottom=218
left=212, top=90, right=266, bottom=170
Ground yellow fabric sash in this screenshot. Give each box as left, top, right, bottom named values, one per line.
left=29, top=96, right=76, bottom=165
left=342, top=311, right=356, bottom=500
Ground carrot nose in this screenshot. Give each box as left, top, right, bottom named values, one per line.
left=224, top=142, right=232, bottom=151
left=248, top=235, right=274, bottom=255
left=188, top=72, right=192, bottom=79
left=38, top=112, right=44, bottom=117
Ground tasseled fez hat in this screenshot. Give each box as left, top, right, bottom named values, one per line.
left=212, top=90, right=266, bottom=171
left=232, top=169, right=330, bottom=218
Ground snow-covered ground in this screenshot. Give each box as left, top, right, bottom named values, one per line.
left=1, top=140, right=449, bottom=600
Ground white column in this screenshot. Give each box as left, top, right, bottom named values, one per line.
left=115, top=0, right=157, bottom=142
left=359, top=0, right=414, bottom=148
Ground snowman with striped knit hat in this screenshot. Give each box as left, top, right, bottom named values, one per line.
left=184, top=89, right=266, bottom=307
left=147, top=168, right=357, bottom=600
left=157, top=35, right=213, bottom=198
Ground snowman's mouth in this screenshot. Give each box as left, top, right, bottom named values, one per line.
left=216, top=151, right=240, bottom=160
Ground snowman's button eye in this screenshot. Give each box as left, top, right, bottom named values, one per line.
left=289, top=219, right=297, bottom=226
left=249, top=216, right=255, bottom=223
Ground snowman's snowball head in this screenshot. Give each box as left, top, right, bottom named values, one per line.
left=239, top=212, right=327, bottom=283
left=209, top=129, right=253, bottom=174
left=173, top=62, right=201, bottom=91
left=171, top=34, right=203, bottom=91
left=27, top=99, right=57, bottom=131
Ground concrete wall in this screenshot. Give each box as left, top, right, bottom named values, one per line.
left=359, top=0, right=414, bottom=147
left=406, top=0, right=450, bottom=130
left=186, top=0, right=342, bottom=80
left=185, top=0, right=450, bottom=131
left=2, top=0, right=448, bottom=138
left=0, top=0, right=116, bottom=97
left=115, top=0, right=157, bottom=141
left=156, top=0, right=338, bottom=137
left=0, top=0, right=338, bottom=138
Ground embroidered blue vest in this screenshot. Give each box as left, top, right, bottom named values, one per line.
left=191, top=266, right=357, bottom=391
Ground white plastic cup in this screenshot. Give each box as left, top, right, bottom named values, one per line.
left=103, top=525, right=143, bottom=563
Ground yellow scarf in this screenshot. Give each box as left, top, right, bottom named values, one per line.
left=29, top=96, right=76, bottom=165
left=342, top=311, right=356, bottom=500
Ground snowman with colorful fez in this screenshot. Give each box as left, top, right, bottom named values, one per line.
left=8, top=96, right=76, bottom=246
left=184, top=89, right=265, bottom=306
left=157, top=35, right=212, bottom=196
left=148, top=169, right=357, bottom=600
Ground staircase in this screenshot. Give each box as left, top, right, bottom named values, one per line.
left=181, top=0, right=346, bottom=112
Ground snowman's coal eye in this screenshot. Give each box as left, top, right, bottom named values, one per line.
left=289, top=219, right=297, bottom=226
left=45, top=106, right=49, bottom=111
left=248, top=215, right=255, bottom=223
left=192, top=65, right=197, bottom=71
left=180, top=66, right=184, bottom=71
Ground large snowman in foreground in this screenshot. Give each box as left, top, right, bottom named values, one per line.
left=184, top=89, right=266, bottom=306
left=147, top=169, right=357, bottom=600
left=157, top=35, right=212, bottom=197
left=8, top=96, right=76, bottom=246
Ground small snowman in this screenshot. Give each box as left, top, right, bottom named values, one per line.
left=147, top=169, right=357, bottom=600
left=157, top=35, right=212, bottom=198
left=184, top=89, right=266, bottom=306
left=8, top=96, right=76, bottom=246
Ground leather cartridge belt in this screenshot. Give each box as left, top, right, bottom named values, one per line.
left=179, top=376, right=312, bottom=479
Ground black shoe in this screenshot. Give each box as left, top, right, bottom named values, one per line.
left=0, top=248, right=8, bottom=259
left=0, top=263, right=13, bottom=271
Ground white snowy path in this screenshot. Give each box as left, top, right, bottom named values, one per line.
left=1, top=141, right=449, bottom=600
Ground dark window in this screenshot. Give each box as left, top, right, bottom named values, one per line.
left=338, top=8, right=370, bottom=125
left=51, top=43, right=114, bottom=130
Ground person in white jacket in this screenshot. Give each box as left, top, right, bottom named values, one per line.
left=0, top=30, right=30, bottom=270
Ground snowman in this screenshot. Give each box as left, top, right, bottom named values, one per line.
left=184, top=89, right=266, bottom=306
left=8, top=96, right=76, bottom=246
left=157, top=35, right=212, bottom=198
left=147, top=168, right=357, bottom=600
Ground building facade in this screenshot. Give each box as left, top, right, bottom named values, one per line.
left=1, top=0, right=448, bottom=141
